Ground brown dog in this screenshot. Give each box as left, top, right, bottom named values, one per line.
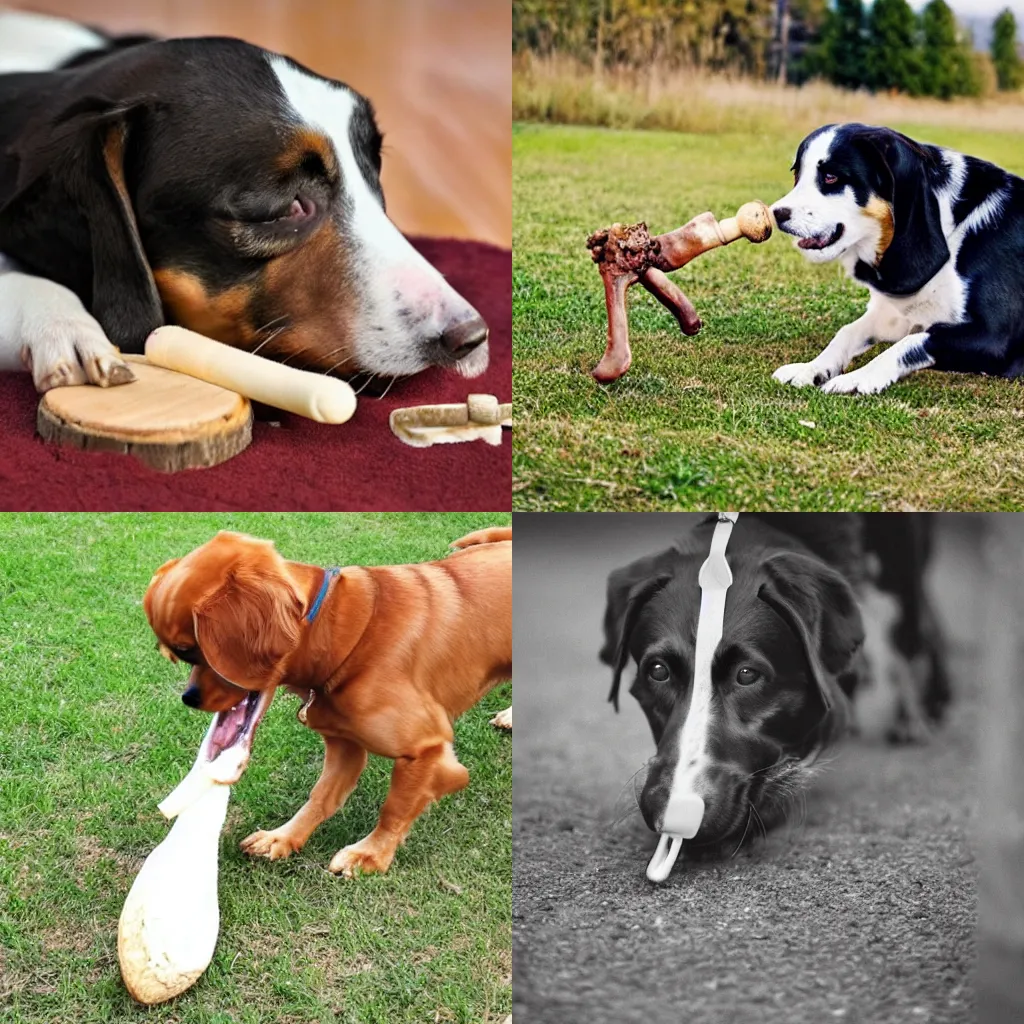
left=143, top=525, right=511, bottom=877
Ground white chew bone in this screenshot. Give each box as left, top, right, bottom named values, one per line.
left=119, top=718, right=233, bottom=1004
left=145, top=326, right=356, bottom=424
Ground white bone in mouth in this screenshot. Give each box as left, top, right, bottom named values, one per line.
left=646, top=512, right=738, bottom=883
left=118, top=697, right=268, bottom=1004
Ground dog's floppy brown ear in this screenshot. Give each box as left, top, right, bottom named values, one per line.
left=757, top=552, right=864, bottom=746
left=0, top=96, right=164, bottom=351
left=193, top=568, right=306, bottom=690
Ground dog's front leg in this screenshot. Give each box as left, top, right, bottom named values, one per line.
left=820, top=332, right=934, bottom=395
left=774, top=296, right=908, bottom=388
left=241, top=735, right=368, bottom=861
left=0, top=255, right=135, bottom=391
left=328, top=741, right=469, bottom=878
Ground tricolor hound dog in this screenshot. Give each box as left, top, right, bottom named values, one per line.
left=771, top=123, right=1024, bottom=395
left=0, top=10, right=487, bottom=392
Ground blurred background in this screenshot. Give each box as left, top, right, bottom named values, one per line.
left=4, top=0, right=511, bottom=248
left=514, top=0, right=1024, bottom=132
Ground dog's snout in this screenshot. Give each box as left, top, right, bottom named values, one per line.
left=440, top=316, right=488, bottom=359
left=772, top=206, right=792, bottom=227
left=181, top=683, right=202, bottom=708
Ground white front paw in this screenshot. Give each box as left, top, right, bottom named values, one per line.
left=820, top=368, right=882, bottom=395
left=772, top=361, right=832, bottom=388
left=21, top=310, right=135, bottom=393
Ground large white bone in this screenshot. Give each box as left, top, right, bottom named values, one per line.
left=118, top=718, right=235, bottom=1004
left=646, top=512, right=738, bottom=883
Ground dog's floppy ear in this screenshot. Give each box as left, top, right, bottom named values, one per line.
left=193, top=568, right=306, bottom=690
left=757, top=552, right=864, bottom=746
left=857, top=128, right=949, bottom=295
left=601, top=547, right=680, bottom=711
left=0, top=96, right=164, bottom=352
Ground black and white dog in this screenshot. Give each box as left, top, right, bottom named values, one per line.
left=0, top=10, right=487, bottom=392
left=600, top=513, right=949, bottom=877
left=771, top=122, right=1024, bottom=394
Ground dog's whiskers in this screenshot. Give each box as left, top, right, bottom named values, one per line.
left=730, top=805, right=753, bottom=859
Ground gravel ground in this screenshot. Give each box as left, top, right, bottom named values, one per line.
left=513, top=515, right=977, bottom=1024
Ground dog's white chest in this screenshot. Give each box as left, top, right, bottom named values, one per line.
left=868, top=258, right=967, bottom=331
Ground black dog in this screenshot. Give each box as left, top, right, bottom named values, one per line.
left=600, top=513, right=948, bottom=851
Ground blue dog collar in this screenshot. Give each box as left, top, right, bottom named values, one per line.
left=306, top=567, right=340, bottom=623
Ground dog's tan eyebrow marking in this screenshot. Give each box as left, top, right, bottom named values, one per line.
left=276, top=126, right=338, bottom=179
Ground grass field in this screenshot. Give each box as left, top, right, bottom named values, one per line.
left=0, top=513, right=511, bottom=1024
left=513, top=121, right=1024, bottom=510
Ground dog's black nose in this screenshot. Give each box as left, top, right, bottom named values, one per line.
left=773, top=206, right=791, bottom=226
left=440, top=316, right=488, bottom=359
left=181, top=684, right=202, bottom=708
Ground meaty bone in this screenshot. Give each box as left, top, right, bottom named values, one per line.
left=586, top=201, right=773, bottom=382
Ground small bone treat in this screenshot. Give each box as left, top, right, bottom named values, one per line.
left=146, top=326, right=356, bottom=424
left=37, top=355, right=252, bottom=471
left=390, top=394, right=511, bottom=448
left=118, top=689, right=274, bottom=1004
left=586, top=201, right=773, bottom=382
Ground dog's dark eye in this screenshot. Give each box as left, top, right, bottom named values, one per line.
left=823, top=172, right=839, bottom=186
left=647, top=660, right=670, bottom=683
left=736, top=666, right=761, bottom=686
left=171, top=644, right=201, bottom=665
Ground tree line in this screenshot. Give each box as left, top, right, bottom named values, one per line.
left=512, top=0, right=1024, bottom=99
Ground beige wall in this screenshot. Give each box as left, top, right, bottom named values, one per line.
left=10, top=0, right=511, bottom=247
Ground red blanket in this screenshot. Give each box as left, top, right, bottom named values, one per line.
left=0, top=239, right=510, bottom=511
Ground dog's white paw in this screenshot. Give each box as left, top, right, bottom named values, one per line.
left=12, top=278, right=134, bottom=392
left=22, top=318, right=135, bottom=392
left=820, top=367, right=886, bottom=395
left=490, top=706, right=512, bottom=731
left=772, top=361, right=832, bottom=388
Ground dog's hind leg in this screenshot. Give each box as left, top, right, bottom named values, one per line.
left=328, top=741, right=470, bottom=878
left=241, top=736, right=368, bottom=861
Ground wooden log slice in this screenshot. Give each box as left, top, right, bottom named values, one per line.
left=37, top=356, right=252, bottom=472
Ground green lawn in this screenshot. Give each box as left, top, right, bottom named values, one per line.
left=0, top=513, right=511, bottom=1024
left=513, top=121, right=1024, bottom=510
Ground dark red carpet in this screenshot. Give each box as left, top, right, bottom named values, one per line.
left=0, top=239, right=510, bottom=511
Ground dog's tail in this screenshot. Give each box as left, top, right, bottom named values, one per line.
left=450, top=526, right=511, bottom=549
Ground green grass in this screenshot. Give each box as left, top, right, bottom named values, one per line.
left=513, top=122, right=1024, bottom=510
left=0, top=513, right=511, bottom=1024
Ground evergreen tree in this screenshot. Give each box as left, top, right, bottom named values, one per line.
left=815, top=0, right=867, bottom=88
left=991, top=8, right=1023, bottom=91
left=920, top=0, right=972, bottom=99
left=867, top=0, right=924, bottom=95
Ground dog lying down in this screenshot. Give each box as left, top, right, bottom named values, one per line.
left=600, top=512, right=948, bottom=882
left=0, top=10, right=489, bottom=393
left=772, top=123, right=1024, bottom=394
left=144, top=526, right=511, bottom=877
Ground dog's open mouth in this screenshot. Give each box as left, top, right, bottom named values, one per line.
left=797, top=224, right=844, bottom=250
left=202, top=688, right=276, bottom=783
